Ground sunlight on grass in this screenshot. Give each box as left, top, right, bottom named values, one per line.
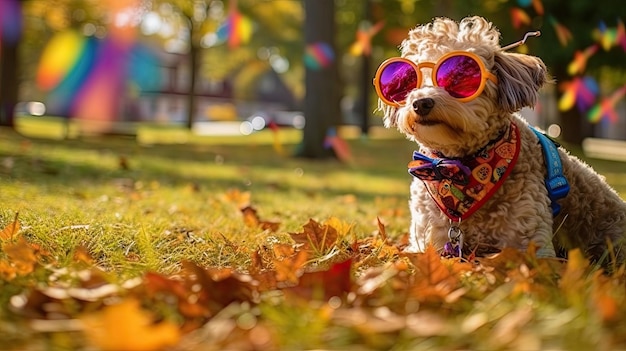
left=3, top=118, right=626, bottom=350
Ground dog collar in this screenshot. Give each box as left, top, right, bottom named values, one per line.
left=408, top=122, right=521, bottom=222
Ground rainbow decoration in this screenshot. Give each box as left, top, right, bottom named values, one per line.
left=558, top=76, right=599, bottom=113
left=592, top=20, right=626, bottom=52
left=304, top=42, right=335, bottom=70
left=349, top=21, right=384, bottom=56
left=587, top=86, right=626, bottom=123
left=567, top=44, right=599, bottom=76
left=510, top=8, right=531, bottom=29
left=548, top=16, right=573, bottom=47
left=216, top=0, right=253, bottom=49
left=531, top=0, right=544, bottom=16
left=324, top=127, right=352, bottom=163
left=0, top=0, right=22, bottom=49
left=36, top=32, right=161, bottom=127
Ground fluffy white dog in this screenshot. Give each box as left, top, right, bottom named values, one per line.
left=375, top=16, right=626, bottom=265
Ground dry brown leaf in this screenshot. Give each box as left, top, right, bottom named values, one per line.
left=272, top=243, right=296, bottom=259
left=376, top=217, right=387, bottom=241
left=290, top=218, right=339, bottom=254
left=241, top=206, right=280, bottom=232
left=80, top=298, right=180, bottom=351
left=591, top=270, right=621, bottom=323
left=559, top=249, right=589, bottom=294
left=285, top=259, right=353, bottom=301
left=274, top=249, right=308, bottom=285
left=1, top=237, right=38, bottom=279
left=404, top=245, right=463, bottom=303
left=72, top=245, right=94, bottom=265
left=325, top=217, right=353, bottom=238
left=223, top=188, right=251, bottom=208
left=0, top=213, right=20, bottom=240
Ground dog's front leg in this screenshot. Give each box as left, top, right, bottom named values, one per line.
left=405, top=180, right=449, bottom=252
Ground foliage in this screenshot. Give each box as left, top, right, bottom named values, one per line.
left=2, top=125, right=626, bottom=349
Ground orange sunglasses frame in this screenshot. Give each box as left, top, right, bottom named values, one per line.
left=373, top=51, right=498, bottom=106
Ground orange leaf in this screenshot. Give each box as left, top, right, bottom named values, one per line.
left=290, top=219, right=339, bottom=254
left=0, top=212, right=20, bottom=240
left=325, top=216, right=353, bottom=237
left=405, top=245, right=463, bottom=303
left=376, top=217, right=387, bottom=241
left=274, top=249, right=308, bottom=285
left=2, top=237, right=38, bottom=277
left=222, top=188, right=251, bottom=208
left=272, top=243, right=296, bottom=259
left=80, top=298, right=180, bottom=351
left=286, top=259, right=353, bottom=301
left=241, top=206, right=260, bottom=227
left=241, top=206, right=280, bottom=232
left=591, top=271, right=620, bottom=323
left=559, top=249, right=589, bottom=292
left=72, top=245, right=94, bottom=265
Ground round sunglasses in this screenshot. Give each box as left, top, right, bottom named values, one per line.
left=373, top=51, right=498, bottom=106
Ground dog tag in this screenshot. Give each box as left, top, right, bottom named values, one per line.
left=443, top=222, right=463, bottom=258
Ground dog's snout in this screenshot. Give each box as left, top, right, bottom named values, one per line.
left=412, top=98, right=435, bottom=116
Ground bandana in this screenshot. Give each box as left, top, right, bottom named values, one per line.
left=408, top=122, right=521, bottom=222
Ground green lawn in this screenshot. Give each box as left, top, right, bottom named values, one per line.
left=2, top=118, right=626, bottom=350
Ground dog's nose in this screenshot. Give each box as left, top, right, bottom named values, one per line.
left=412, top=98, right=435, bottom=116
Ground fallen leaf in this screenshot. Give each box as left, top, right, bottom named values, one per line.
left=591, top=271, right=621, bottom=323
left=290, top=219, right=339, bottom=254
left=559, top=248, right=589, bottom=304
left=80, top=298, right=180, bottom=351
left=273, top=250, right=308, bottom=285
left=285, top=259, right=353, bottom=301
left=376, top=217, right=387, bottom=242
left=325, top=217, right=353, bottom=238
left=1, top=237, right=38, bottom=279
left=241, top=206, right=280, bottom=232
left=0, top=212, right=20, bottom=240
left=223, top=188, right=251, bottom=208
left=404, top=245, right=463, bottom=303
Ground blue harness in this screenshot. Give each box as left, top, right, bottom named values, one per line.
left=532, top=128, right=570, bottom=216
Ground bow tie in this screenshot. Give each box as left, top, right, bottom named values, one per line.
left=408, top=151, right=471, bottom=185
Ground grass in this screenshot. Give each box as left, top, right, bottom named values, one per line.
left=2, top=117, right=626, bottom=350
left=3, top=119, right=413, bottom=271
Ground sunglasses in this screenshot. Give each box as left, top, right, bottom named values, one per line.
left=373, top=31, right=541, bottom=107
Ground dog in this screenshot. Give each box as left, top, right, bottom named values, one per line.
left=374, top=16, right=626, bottom=265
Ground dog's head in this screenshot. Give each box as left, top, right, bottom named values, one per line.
left=377, top=16, right=550, bottom=157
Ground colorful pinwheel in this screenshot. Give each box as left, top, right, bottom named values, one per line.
left=216, top=0, right=253, bottom=49
left=548, top=16, right=573, bottom=47
left=587, top=85, right=626, bottom=123
left=349, top=21, right=384, bottom=56
left=567, top=44, right=599, bottom=76
left=558, top=76, right=599, bottom=113
left=510, top=8, right=531, bottom=29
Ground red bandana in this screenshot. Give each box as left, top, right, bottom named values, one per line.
left=408, top=123, right=521, bottom=222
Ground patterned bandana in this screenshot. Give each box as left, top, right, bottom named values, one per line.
left=408, top=122, right=521, bottom=222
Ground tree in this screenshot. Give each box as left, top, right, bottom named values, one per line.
left=296, top=0, right=341, bottom=159
left=0, top=0, right=23, bottom=128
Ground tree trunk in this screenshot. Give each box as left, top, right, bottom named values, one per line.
left=0, top=29, right=19, bottom=128
left=185, top=42, right=199, bottom=130
left=297, top=0, right=339, bottom=158
left=357, top=0, right=371, bottom=136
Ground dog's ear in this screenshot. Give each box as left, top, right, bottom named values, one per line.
left=493, top=52, right=552, bottom=113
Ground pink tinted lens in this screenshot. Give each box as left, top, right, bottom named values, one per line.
left=436, top=55, right=482, bottom=99
left=378, top=61, right=417, bottom=104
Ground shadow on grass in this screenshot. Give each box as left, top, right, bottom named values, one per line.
left=0, top=127, right=416, bottom=204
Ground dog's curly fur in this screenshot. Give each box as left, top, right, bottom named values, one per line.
left=380, top=16, right=626, bottom=264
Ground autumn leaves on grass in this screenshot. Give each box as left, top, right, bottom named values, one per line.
left=2, top=190, right=626, bottom=350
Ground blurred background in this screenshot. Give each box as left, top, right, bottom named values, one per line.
left=0, top=0, right=625, bottom=158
